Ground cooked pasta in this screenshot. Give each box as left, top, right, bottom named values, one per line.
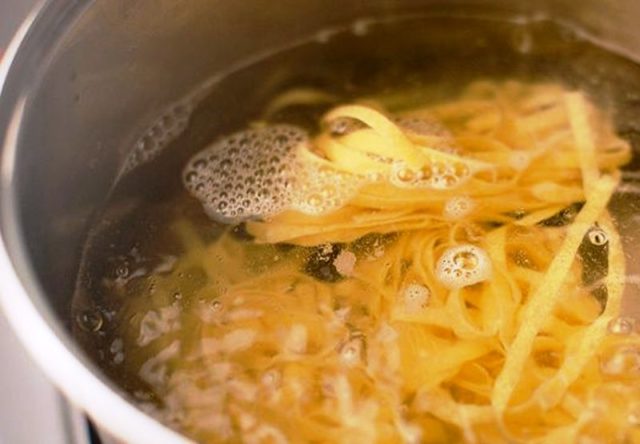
left=110, top=81, right=640, bottom=443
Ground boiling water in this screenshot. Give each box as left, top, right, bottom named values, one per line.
left=73, top=14, right=640, bottom=443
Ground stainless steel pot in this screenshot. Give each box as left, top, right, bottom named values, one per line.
left=1, top=1, right=639, bottom=442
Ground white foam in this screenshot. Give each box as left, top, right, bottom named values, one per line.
left=436, top=244, right=492, bottom=289
left=183, top=125, right=306, bottom=223
left=290, top=161, right=365, bottom=216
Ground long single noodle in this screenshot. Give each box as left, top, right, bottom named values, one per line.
left=114, top=81, right=640, bottom=443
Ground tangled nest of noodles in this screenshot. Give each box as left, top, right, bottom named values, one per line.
left=116, top=81, right=640, bottom=443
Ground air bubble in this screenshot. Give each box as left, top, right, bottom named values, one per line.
left=588, top=227, right=609, bottom=246
left=436, top=244, right=492, bottom=289
left=185, top=171, right=198, bottom=183
left=608, top=317, right=636, bottom=335
left=76, top=309, right=104, bottom=332
left=390, top=162, right=421, bottom=188
left=390, top=159, right=470, bottom=191
left=121, top=99, right=194, bottom=175
left=600, top=346, right=640, bottom=376
left=443, top=196, right=475, bottom=220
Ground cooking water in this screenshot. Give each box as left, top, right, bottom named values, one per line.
left=73, top=14, right=640, bottom=444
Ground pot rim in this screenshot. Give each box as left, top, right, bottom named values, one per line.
left=0, top=2, right=189, bottom=443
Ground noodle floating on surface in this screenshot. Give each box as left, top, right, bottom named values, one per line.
left=116, top=81, right=640, bottom=443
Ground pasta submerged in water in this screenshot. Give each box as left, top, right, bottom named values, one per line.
left=110, top=80, right=638, bottom=443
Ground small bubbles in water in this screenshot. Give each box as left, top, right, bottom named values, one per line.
left=76, top=309, right=104, bottom=333
left=185, top=171, right=198, bottom=183
left=436, top=244, right=492, bottom=289
left=390, top=159, right=470, bottom=190
left=588, top=227, right=609, bottom=246
left=608, top=317, right=636, bottom=336
left=121, top=98, right=193, bottom=175
left=390, top=162, right=420, bottom=188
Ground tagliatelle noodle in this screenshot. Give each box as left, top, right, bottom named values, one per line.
left=117, top=81, right=640, bottom=443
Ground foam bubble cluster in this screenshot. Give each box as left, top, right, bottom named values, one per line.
left=443, top=196, right=476, bottom=220
left=123, top=101, right=193, bottom=175
left=183, top=125, right=306, bottom=223
left=290, top=162, right=364, bottom=216
left=390, top=160, right=471, bottom=190
left=436, top=244, right=492, bottom=289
